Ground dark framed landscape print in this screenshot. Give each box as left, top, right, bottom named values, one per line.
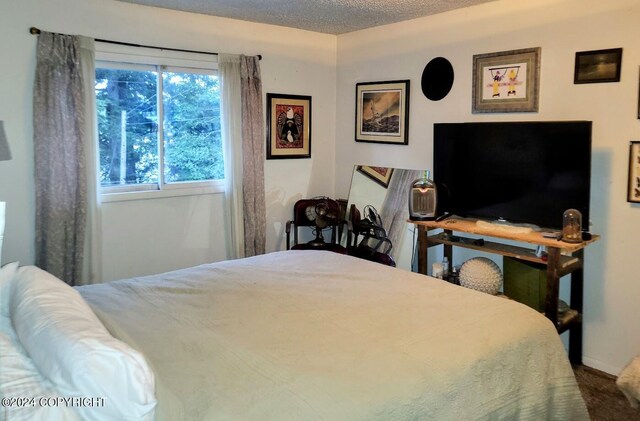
left=266, top=93, right=311, bottom=159
left=574, top=48, right=622, bottom=84
left=355, top=80, right=410, bottom=145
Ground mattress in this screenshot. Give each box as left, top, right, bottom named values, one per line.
left=77, top=250, right=588, bottom=420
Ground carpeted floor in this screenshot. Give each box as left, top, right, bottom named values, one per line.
left=573, top=365, right=640, bottom=420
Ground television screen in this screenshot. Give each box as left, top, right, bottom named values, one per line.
left=433, top=121, right=592, bottom=230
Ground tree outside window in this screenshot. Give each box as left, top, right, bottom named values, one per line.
left=95, top=64, right=223, bottom=191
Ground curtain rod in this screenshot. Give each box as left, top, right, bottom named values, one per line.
left=29, top=27, right=262, bottom=60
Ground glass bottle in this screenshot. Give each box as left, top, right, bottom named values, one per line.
left=562, top=209, right=582, bottom=243
left=442, top=256, right=450, bottom=279
left=409, top=170, right=437, bottom=220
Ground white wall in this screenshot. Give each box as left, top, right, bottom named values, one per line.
left=335, top=0, right=640, bottom=374
left=0, top=0, right=337, bottom=280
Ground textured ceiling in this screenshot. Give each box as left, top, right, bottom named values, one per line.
left=116, top=0, right=498, bottom=34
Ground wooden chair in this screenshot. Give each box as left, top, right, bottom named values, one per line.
left=347, top=204, right=396, bottom=267
left=285, top=198, right=347, bottom=254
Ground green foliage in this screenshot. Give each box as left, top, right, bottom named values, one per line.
left=95, top=68, right=158, bottom=186
left=95, top=66, right=223, bottom=187
left=163, top=71, right=223, bottom=182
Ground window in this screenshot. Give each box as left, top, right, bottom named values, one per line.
left=95, top=45, right=223, bottom=199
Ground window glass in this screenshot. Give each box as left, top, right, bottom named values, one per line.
left=95, top=59, right=222, bottom=194
left=162, top=69, right=223, bottom=183
left=95, top=67, right=159, bottom=187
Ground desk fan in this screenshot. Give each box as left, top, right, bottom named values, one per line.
left=304, top=198, right=339, bottom=247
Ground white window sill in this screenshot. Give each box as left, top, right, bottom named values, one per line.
left=101, top=184, right=224, bottom=203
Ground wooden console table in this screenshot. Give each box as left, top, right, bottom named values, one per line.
left=411, top=217, right=599, bottom=365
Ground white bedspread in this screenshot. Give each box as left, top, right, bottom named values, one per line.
left=77, top=251, right=588, bottom=420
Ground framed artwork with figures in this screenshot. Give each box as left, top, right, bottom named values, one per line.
left=472, top=47, right=540, bottom=113
left=266, top=93, right=311, bottom=159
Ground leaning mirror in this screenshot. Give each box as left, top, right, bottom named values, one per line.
left=345, top=165, right=423, bottom=271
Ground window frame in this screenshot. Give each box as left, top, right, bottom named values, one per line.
left=95, top=43, right=224, bottom=202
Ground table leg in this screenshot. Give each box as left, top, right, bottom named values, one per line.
left=569, top=249, right=584, bottom=364
left=417, top=225, right=428, bottom=275
left=545, top=247, right=560, bottom=326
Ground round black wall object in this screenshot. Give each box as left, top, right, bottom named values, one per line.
left=421, top=57, right=454, bottom=101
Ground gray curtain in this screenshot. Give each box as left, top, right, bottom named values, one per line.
left=33, top=32, right=86, bottom=285
left=381, top=169, right=420, bottom=260
left=240, top=56, right=266, bottom=256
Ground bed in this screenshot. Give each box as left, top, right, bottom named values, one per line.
left=1, top=250, right=588, bottom=420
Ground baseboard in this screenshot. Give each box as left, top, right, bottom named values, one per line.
left=582, top=356, right=622, bottom=376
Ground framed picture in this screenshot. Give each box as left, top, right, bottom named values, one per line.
left=472, top=47, right=541, bottom=113
left=355, top=80, right=410, bottom=145
left=266, top=93, right=311, bottom=159
left=574, top=48, right=622, bottom=84
left=356, top=165, right=394, bottom=188
left=628, top=141, right=640, bottom=203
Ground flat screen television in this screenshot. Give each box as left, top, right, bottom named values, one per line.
left=433, top=121, right=592, bottom=230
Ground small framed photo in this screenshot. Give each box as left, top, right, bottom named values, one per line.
left=628, top=141, right=640, bottom=203
left=355, top=80, right=410, bottom=145
left=356, top=165, right=394, bottom=188
left=266, top=93, right=311, bottom=159
left=472, top=47, right=540, bottom=113
left=574, top=48, right=622, bottom=84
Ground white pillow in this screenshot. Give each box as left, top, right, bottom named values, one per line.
left=0, top=313, right=81, bottom=421
left=10, top=266, right=157, bottom=421
left=0, top=261, right=19, bottom=317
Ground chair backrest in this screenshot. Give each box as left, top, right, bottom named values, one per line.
left=292, top=198, right=341, bottom=228
left=290, top=198, right=341, bottom=247
left=348, top=204, right=361, bottom=247
left=295, top=198, right=338, bottom=224
left=349, top=204, right=388, bottom=247
left=347, top=203, right=396, bottom=266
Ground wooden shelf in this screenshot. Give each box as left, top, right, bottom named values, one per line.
left=558, top=258, right=583, bottom=278
left=501, top=295, right=580, bottom=334
left=411, top=216, right=599, bottom=365
left=555, top=309, right=581, bottom=334
left=413, top=217, right=599, bottom=252
left=427, top=232, right=580, bottom=267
